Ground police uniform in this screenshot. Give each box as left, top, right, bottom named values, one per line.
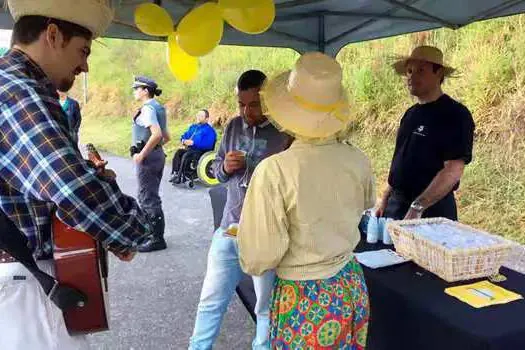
left=385, top=94, right=475, bottom=220
left=131, top=77, right=168, bottom=252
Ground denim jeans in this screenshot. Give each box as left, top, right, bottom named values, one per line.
left=189, top=230, right=276, bottom=350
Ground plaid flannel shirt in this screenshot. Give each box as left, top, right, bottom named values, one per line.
left=0, top=49, right=151, bottom=259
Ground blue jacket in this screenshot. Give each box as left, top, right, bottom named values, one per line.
left=61, top=97, right=81, bottom=137
left=181, top=123, right=217, bottom=151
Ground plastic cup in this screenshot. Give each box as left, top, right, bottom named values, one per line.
left=382, top=218, right=394, bottom=245
left=367, top=215, right=379, bottom=244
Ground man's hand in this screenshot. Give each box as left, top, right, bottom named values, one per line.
left=224, top=151, right=246, bottom=175
left=404, top=208, right=423, bottom=220
left=113, top=250, right=136, bottom=262
left=93, top=159, right=108, bottom=169
left=375, top=198, right=388, bottom=217
left=97, top=168, right=117, bottom=181
left=133, top=153, right=145, bottom=165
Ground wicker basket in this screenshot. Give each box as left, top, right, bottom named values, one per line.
left=503, top=244, right=525, bottom=275
left=388, top=218, right=514, bottom=282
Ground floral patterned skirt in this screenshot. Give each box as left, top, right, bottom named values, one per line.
left=270, top=258, right=369, bottom=350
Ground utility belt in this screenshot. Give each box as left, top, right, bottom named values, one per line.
left=129, top=140, right=162, bottom=157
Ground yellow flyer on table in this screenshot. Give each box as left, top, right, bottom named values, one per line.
left=445, top=281, right=523, bottom=308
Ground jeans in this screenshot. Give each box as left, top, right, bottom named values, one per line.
left=189, top=230, right=276, bottom=350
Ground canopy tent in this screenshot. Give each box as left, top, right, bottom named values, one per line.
left=1, top=0, right=525, bottom=56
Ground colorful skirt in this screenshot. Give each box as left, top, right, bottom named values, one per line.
left=270, top=258, right=369, bottom=350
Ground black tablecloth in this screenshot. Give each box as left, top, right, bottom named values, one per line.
left=356, top=239, right=525, bottom=350
left=209, top=187, right=525, bottom=349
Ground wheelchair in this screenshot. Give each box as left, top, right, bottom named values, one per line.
left=172, top=150, right=220, bottom=189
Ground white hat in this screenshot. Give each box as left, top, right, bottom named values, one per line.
left=392, top=46, right=455, bottom=76
left=261, top=52, right=351, bottom=141
left=7, top=0, right=114, bottom=38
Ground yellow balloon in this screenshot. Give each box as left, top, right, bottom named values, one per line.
left=176, top=3, right=224, bottom=57
left=167, top=33, right=199, bottom=82
left=134, top=3, right=174, bottom=36
left=219, top=0, right=275, bottom=34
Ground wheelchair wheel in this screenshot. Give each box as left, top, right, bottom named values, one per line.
left=197, top=151, right=220, bottom=187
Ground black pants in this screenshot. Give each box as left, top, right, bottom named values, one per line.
left=137, top=148, right=165, bottom=237
left=171, top=148, right=204, bottom=177
left=384, top=190, right=458, bottom=221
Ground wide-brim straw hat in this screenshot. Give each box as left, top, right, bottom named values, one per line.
left=7, top=0, right=114, bottom=38
left=392, top=46, right=455, bottom=76
left=261, top=51, right=352, bottom=141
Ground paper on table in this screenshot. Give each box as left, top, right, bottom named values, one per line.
left=445, top=280, right=523, bottom=308
left=354, top=249, right=409, bottom=269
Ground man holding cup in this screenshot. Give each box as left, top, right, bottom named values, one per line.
left=189, top=70, right=290, bottom=350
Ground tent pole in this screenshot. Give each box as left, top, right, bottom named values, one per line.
left=318, top=14, right=325, bottom=53
left=83, top=73, right=88, bottom=105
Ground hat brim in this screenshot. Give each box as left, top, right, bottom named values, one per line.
left=132, top=82, right=150, bottom=89
left=393, top=57, right=456, bottom=76
left=261, top=71, right=352, bottom=141
left=8, top=0, right=114, bottom=38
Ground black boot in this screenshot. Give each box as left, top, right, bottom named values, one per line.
left=138, top=212, right=167, bottom=253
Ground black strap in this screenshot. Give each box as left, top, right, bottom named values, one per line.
left=0, top=211, right=87, bottom=310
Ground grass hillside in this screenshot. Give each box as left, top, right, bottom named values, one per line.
left=75, top=15, right=525, bottom=242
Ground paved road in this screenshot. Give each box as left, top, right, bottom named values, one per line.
left=87, top=152, right=253, bottom=350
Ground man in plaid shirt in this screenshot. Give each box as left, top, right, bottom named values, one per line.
left=0, top=1, right=152, bottom=349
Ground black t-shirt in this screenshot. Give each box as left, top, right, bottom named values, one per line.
left=388, top=94, right=475, bottom=199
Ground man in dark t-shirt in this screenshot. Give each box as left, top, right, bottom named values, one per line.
left=376, top=46, right=475, bottom=221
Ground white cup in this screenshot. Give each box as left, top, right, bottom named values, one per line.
left=366, top=215, right=379, bottom=244
left=382, top=218, right=394, bottom=245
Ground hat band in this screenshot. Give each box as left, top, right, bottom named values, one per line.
left=292, top=93, right=349, bottom=122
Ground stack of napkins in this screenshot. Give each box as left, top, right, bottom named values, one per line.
left=354, top=249, right=409, bottom=269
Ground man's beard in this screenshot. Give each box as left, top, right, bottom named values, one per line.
left=57, top=77, right=75, bottom=92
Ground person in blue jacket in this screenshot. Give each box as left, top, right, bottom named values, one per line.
left=58, top=90, right=82, bottom=145
left=169, top=109, right=217, bottom=183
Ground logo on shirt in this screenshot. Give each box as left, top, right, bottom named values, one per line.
left=413, top=125, right=427, bottom=136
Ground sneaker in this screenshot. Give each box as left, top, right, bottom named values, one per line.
left=168, top=173, right=178, bottom=183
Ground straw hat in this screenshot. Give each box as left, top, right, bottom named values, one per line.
left=393, top=46, right=455, bottom=76
left=7, top=0, right=114, bottom=38
left=261, top=52, right=351, bottom=141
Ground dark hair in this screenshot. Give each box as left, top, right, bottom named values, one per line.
left=201, top=109, right=210, bottom=119
left=11, top=16, right=93, bottom=46
left=237, top=70, right=267, bottom=91
left=432, top=63, right=445, bottom=84
left=145, top=87, right=162, bottom=98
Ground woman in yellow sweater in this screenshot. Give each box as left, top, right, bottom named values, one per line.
left=237, top=52, right=376, bottom=349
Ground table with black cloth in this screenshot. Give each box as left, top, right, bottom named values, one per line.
left=355, top=239, right=525, bottom=350
left=208, top=186, right=525, bottom=349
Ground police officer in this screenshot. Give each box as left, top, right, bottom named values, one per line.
left=376, top=46, right=475, bottom=221
left=131, top=76, right=170, bottom=252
